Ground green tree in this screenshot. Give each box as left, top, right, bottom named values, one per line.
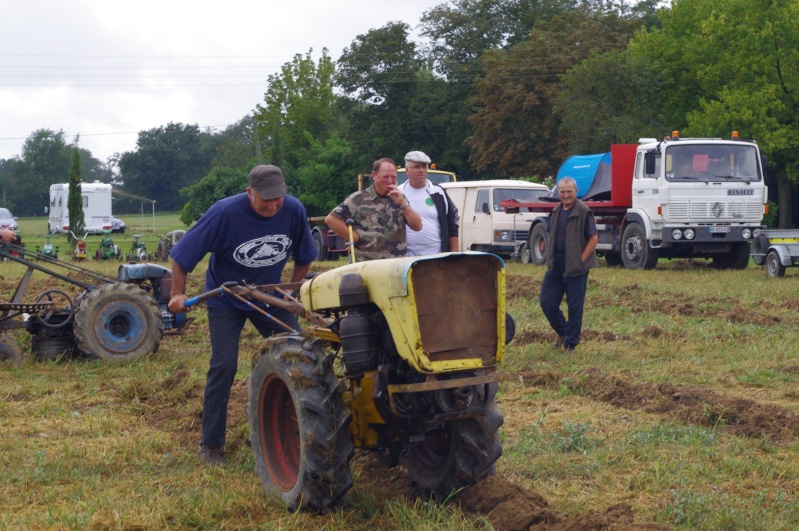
left=631, top=0, right=799, bottom=227
left=295, top=131, right=357, bottom=216
left=6, top=129, right=71, bottom=216
left=254, top=49, right=337, bottom=193
left=466, top=4, right=648, bottom=178
left=67, top=144, right=86, bottom=248
left=117, top=123, right=213, bottom=212
left=178, top=167, right=247, bottom=225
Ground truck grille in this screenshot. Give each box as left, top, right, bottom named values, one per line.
left=410, top=255, right=499, bottom=366
left=667, top=200, right=761, bottom=221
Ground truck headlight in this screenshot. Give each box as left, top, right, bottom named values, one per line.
left=742, top=228, right=752, bottom=239
left=494, top=231, right=511, bottom=242
left=684, top=229, right=695, bottom=240
left=672, top=229, right=682, bottom=240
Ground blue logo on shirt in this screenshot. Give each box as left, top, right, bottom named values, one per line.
left=234, top=235, right=290, bottom=267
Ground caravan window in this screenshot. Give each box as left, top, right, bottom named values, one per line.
left=58, top=197, right=62, bottom=207
left=83, top=196, right=89, bottom=208
left=51, top=196, right=55, bottom=207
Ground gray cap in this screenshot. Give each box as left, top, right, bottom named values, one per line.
left=404, top=151, right=431, bottom=164
left=248, top=165, right=287, bottom=200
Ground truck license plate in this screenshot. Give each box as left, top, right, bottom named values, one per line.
left=707, top=226, right=731, bottom=233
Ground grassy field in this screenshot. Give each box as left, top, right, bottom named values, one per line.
left=2, top=225, right=799, bottom=529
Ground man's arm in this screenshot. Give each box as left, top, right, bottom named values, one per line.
left=325, top=213, right=358, bottom=245
left=167, top=260, right=190, bottom=314
left=402, top=203, right=423, bottom=231
left=290, top=262, right=311, bottom=283
left=582, top=233, right=599, bottom=263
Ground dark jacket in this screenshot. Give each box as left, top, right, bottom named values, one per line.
left=545, top=199, right=598, bottom=276
left=400, top=181, right=459, bottom=253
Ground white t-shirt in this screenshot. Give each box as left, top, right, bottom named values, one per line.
left=403, top=183, right=441, bottom=256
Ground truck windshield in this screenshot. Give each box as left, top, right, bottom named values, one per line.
left=665, top=144, right=760, bottom=183
left=493, top=188, right=549, bottom=211
left=396, top=169, right=456, bottom=185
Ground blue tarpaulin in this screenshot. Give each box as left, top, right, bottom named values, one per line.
left=555, top=152, right=612, bottom=200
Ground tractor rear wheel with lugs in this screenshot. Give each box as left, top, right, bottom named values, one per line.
left=247, top=336, right=354, bottom=511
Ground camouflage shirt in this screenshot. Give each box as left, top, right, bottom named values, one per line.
left=329, top=185, right=408, bottom=261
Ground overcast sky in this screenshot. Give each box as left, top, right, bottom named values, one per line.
left=0, top=0, right=445, bottom=162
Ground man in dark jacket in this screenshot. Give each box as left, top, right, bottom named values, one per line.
left=539, top=177, right=598, bottom=351
left=398, top=150, right=459, bottom=255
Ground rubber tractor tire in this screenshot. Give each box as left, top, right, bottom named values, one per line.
left=247, top=336, right=354, bottom=511
left=622, top=223, right=659, bottom=270
left=312, top=231, right=329, bottom=261
left=73, top=283, right=163, bottom=362
left=402, top=382, right=503, bottom=499
left=0, top=334, right=25, bottom=366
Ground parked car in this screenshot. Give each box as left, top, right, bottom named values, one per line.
left=111, top=216, right=126, bottom=233
left=0, top=207, right=19, bottom=231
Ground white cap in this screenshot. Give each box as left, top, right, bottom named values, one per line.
left=404, top=151, right=431, bottom=164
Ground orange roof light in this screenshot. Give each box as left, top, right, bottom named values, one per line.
left=430, top=163, right=437, bottom=170
left=731, top=131, right=739, bottom=140
left=672, top=130, right=680, bottom=140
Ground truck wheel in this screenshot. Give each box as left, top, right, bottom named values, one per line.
left=622, top=223, right=658, bottom=270
left=402, top=384, right=503, bottom=498
left=765, top=250, right=785, bottom=278
left=312, top=231, right=329, bottom=261
left=519, top=243, right=531, bottom=264
left=529, top=224, right=547, bottom=266
left=248, top=337, right=354, bottom=511
left=74, top=283, right=163, bottom=361
left=0, top=335, right=24, bottom=366
left=712, top=242, right=751, bottom=270
left=752, top=235, right=769, bottom=266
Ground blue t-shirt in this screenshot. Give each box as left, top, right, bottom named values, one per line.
left=170, top=193, right=317, bottom=311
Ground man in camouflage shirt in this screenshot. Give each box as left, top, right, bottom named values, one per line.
left=326, top=157, right=423, bottom=261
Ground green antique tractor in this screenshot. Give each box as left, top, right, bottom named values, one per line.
left=244, top=252, right=513, bottom=510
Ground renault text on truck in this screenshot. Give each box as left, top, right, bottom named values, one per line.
left=505, top=132, right=768, bottom=270
left=49, top=181, right=114, bottom=235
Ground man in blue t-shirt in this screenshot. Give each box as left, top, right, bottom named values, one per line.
left=168, top=164, right=317, bottom=465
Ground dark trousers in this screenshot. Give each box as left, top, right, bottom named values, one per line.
left=539, top=252, right=588, bottom=349
left=202, top=305, right=300, bottom=449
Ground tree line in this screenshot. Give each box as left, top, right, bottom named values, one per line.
left=1, top=0, right=797, bottom=227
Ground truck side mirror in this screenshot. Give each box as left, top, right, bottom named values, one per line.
left=761, top=154, right=767, bottom=179
left=481, top=203, right=490, bottom=214
left=644, top=152, right=656, bottom=176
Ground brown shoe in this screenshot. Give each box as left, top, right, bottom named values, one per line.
left=198, top=445, right=225, bottom=465
left=554, top=335, right=564, bottom=349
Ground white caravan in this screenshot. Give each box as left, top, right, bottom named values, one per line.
left=48, top=181, right=114, bottom=235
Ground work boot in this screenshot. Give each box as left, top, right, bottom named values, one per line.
left=198, top=445, right=225, bottom=465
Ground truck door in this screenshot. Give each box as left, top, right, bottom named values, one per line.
left=463, top=187, right=492, bottom=250
left=632, top=150, right=662, bottom=223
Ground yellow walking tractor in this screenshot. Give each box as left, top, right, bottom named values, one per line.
left=241, top=251, right=514, bottom=510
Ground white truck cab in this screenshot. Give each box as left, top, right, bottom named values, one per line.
left=441, top=180, right=550, bottom=257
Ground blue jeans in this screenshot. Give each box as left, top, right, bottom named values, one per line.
left=202, top=304, right=300, bottom=449
left=539, top=252, right=588, bottom=350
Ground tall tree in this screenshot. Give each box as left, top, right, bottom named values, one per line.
left=466, top=4, right=647, bottom=178
left=254, top=49, right=337, bottom=193
left=117, top=123, right=213, bottom=212
left=178, top=166, right=248, bottom=225
left=631, top=0, right=799, bottom=227
left=295, top=131, right=357, bottom=216
left=6, top=129, right=71, bottom=216
left=67, top=144, right=86, bottom=247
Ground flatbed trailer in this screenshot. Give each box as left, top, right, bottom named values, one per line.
left=751, top=229, right=799, bottom=277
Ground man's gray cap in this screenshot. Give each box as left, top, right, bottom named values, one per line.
left=404, top=151, right=431, bottom=164
left=248, top=164, right=287, bottom=200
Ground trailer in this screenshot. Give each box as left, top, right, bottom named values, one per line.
left=48, top=181, right=114, bottom=235
left=751, top=229, right=799, bottom=277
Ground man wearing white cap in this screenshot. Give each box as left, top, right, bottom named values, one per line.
left=168, top=164, right=317, bottom=465
left=398, top=151, right=459, bottom=255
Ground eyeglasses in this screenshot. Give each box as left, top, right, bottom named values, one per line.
left=407, top=164, right=428, bottom=171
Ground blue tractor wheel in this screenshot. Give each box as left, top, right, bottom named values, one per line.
left=73, top=283, right=163, bottom=362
